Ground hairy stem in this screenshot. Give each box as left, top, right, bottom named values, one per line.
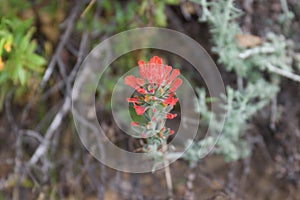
left=163, top=143, right=173, bottom=199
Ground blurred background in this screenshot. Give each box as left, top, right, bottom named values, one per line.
left=0, top=0, right=300, bottom=199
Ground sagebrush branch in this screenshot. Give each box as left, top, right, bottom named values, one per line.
left=266, top=63, right=300, bottom=82
left=238, top=46, right=275, bottom=59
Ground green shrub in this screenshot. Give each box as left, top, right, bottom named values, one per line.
left=0, top=17, right=45, bottom=108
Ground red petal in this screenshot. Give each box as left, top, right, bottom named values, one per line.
left=156, top=65, right=164, bottom=85
left=134, top=105, right=146, bottom=115
left=136, top=87, right=147, bottom=94
left=149, top=56, right=163, bottom=65
left=135, top=78, right=145, bottom=86
left=149, top=88, right=154, bottom=94
left=138, top=60, right=145, bottom=66
left=124, top=75, right=138, bottom=88
left=131, top=121, right=139, bottom=126
left=162, top=65, right=173, bottom=84
left=167, top=69, right=180, bottom=83
left=164, top=96, right=178, bottom=106
left=139, top=65, right=147, bottom=79
left=169, top=78, right=182, bottom=92
left=147, top=63, right=154, bottom=83
left=127, top=97, right=139, bottom=103
left=166, top=113, right=177, bottom=119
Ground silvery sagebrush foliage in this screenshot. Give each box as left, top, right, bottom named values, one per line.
left=184, top=0, right=298, bottom=164
left=190, top=0, right=293, bottom=78
left=184, top=80, right=278, bottom=165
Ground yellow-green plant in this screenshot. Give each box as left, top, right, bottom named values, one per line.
left=0, top=17, right=46, bottom=108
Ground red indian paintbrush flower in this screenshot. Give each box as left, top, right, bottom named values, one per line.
left=125, top=56, right=182, bottom=138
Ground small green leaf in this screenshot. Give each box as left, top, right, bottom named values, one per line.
left=139, top=0, right=148, bottom=15
left=0, top=38, right=5, bottom=55
left=154, top=2, right=167, bottom=27
left=26, top=54, right=46, bottom=71
left=18, top=67, right=26, bottom=85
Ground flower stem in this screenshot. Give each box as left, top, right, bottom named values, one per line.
left=162, top=143, right=173, bottom=199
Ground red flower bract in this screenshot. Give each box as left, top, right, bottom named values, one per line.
left=134, top=105, right=146, bottom=115
left=127, top=97, right=139, bottom=103
left=166, top=113, right=177, bottom=119
left=124, top=75, right=144, bottom=89
left=125, top=56, right=182, bottom=91
left=163, top=96, right=179, bottom=106
left=136, top=87, right=147, bottom=94
left=169, top=130, right=175, bottom=135
left=169, top=78, right=182, bottom=92
left=130, top=121, right=139, bottom=126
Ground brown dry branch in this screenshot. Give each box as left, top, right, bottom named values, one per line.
left=21, top=1, right=83, bottom=124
